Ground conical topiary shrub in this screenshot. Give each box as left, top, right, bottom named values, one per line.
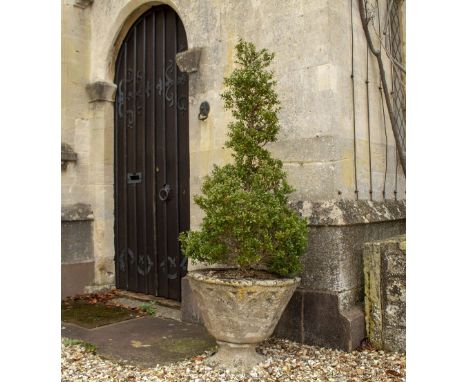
left=180, top=39, right=308, bottom=277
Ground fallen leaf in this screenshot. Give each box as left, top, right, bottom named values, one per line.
left=386, top=369, right=402, bottom=377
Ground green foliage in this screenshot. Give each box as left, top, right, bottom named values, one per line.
left=63, top=338, right=97, bottom=354
left=180, top=39, right=308, bottom=277
left=140, top=301, right=157, bottom=316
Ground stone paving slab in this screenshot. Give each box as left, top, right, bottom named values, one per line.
left=112, top=297, right=182, bottom=321
left=61, top=316, right=216, bottom=367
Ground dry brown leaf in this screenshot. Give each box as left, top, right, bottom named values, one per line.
left=386, top=369, right=402, bottom=377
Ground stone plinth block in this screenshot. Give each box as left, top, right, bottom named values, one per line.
left=274, top=289, right=365, bottom=351
left=62, top=261, right=95, bottom=299
left=363, top=235, right=406, bottom=353
left=62, top=203, right=95, bottom=297
left=176, top=48, right=202, bottom=73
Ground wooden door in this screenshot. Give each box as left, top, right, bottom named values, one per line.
left=114, top=5, right=189, bottom=301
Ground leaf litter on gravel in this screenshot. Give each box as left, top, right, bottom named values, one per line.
left=62, top=337, right=405, bottom=381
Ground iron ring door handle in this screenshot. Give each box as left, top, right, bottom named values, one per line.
left=159, top=184, right=171, bottom=201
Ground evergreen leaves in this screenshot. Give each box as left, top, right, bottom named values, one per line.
left=179, top=39, right=308, bottom=277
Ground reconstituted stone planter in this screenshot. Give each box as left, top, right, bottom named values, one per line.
left=188, top=270, right=300, bottom=371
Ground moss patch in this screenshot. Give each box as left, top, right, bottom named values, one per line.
left=159, top=337, right=215, bottom=354
left=61, top=300, right=140, bottom=328
left=62, top=338, right=97, bottom=353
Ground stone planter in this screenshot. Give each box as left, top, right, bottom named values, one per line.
left=187, top=269, right=300, bottom=370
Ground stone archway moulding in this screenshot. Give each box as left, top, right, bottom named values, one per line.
left=90, top=0, right=191, bottom=84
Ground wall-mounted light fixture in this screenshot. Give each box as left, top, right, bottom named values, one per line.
left=198, top=101, right=210, bottom=121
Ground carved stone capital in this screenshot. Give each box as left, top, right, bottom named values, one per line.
left=176, top=48, right=202, bottom=73
left=85, top=81, right=117, bottom=103
left=73, top=0, right=94, bottom=9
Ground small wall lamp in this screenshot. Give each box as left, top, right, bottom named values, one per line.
left=198, top=101, right=210, bottom=121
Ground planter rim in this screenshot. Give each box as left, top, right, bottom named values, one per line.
left=187, top=269, right=300, bottom=287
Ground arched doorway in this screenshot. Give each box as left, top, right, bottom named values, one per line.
left=114, top=5, right=189, bottom=301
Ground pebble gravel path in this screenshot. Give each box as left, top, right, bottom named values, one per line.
left=62, top=337, right=405, bottom=381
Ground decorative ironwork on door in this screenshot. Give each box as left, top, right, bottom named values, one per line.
left=114, top=5, right=190, bottom=301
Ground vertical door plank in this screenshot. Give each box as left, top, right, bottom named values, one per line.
left=135, top=20, right=147, bottom=293
left=125, top=28, right=138, bottom=292
left=155, top=8, right=168, bottom=298
left=122, top=42, right=130, bottom=290
left=176, top=17, right=190, bottom=287
left=165, top=9, right=179, bottom=300
left=114, top=46, right=126, bottom=289
left=145, top=12, right=156, bottom=296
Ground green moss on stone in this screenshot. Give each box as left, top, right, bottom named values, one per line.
left=61, top=301, right=139, bottom=328
left=363, top=234, right=406, bottom=352
left=159, top=337, right=215, bottom=354
left=63, top=338, right=97, bottom=353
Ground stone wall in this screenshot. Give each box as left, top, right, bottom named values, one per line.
left=62, top=0, right=92, bottom=206
left=275, top=200, right=405, bottom=351
left=62, top=0, right=117, bottom=291
left=363, top=235, right=406, bottom=352
left=61, top=0, right=406, bottom=340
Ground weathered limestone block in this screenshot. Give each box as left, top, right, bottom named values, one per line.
left=295, top=199, right=406, bottom=227
left=295, top=200, right=406, bottom=311
left=61, top=142, right=78, bottom=171
left=176, top=48, right=202, bottom=73
left=85, top=81, right=117, bottom=103
left=277, top=200, right=404, bottom=351
left=363, top=235, right=406, bottom=352
left=61, top=203, right=94, bottom=222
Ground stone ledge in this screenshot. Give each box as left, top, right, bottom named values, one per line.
left=85, top=81, right=117, bottom=103
left=61, top=142, right=78, bottom=170
left=365, top=234, right=406, bottom=251
left=61, top=203, right=94, bottom=221
left=84, top=284, right=115, bottom=294
left=293, top=199, right=406, bottom=226
left=62, top=258, right=95, bottom=266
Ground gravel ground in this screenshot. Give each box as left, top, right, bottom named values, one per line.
left=62, top=337, right=405, bottom=382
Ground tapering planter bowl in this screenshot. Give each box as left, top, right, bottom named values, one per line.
left=188, top=269, right=300, bottom=371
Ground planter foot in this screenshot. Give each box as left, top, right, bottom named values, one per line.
left=205, top=341, right=266, bottom=371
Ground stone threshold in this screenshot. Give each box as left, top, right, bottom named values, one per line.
left=114, top=290, right=181, bottom=310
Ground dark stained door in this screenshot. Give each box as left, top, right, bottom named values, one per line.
left=114, top=6, right=189, bottom=301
